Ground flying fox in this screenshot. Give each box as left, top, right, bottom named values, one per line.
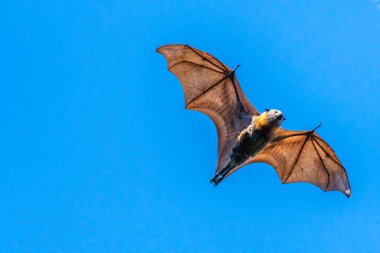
left=157, top=44, right=351, bottom=197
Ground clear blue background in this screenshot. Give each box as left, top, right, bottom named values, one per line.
left=1, top=1, right=380, bottom=252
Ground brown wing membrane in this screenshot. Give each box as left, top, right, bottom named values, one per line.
left=250, top=128, right=351, bottom=197
left=157, top=44, right=259, bottom=172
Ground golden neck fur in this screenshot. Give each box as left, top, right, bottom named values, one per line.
left=253, top=111, right=282, bottom=136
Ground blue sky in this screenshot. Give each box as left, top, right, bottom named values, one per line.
left=1, top=1, right=380, bottom=252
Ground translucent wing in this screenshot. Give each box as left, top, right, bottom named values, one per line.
left=248, top=128, right=351, bottom=197
left=157, top=44, right=259, bottom=172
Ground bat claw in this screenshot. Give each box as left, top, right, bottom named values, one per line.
left=226, top=64, right=242, bottom=77
left=233, top=64, right=241, bottom=72
left=312, top=122, right=323, bottom=132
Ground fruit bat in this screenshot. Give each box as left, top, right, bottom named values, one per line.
left=157, top=44, right=351, bottom=197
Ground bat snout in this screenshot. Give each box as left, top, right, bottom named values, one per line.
left=274, top=111, right=285, bottom=121
left=265, top=109, right=285, bottom=124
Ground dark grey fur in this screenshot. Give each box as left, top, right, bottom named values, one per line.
left=211, top=109, right=284, bottom=185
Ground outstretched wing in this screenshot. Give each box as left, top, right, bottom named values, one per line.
left=247, top=128, right=351, bottom=197
left=157, top=44, right=259, bottom=172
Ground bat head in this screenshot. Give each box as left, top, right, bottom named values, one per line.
left=265, top=109, right=285, bottom=126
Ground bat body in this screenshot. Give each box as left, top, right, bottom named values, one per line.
left=157, top=44, right=351, bottom=197
left=212, top=110, right=284, bottom=185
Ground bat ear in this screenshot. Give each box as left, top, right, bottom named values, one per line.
left=265, top=108, right=270, bottom=112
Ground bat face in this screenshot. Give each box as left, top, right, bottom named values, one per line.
left=158, top=44, right=351, bottom=197
left=264, top=109, right=285, bottom=125
left=266, top=109, right=285, bottom=123
left=254, top=109, right=285, bottom=133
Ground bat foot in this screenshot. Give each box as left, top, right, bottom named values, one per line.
left=210, top=176, right=222, bottom=186
left=210, top=178, right=219, bottom=186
